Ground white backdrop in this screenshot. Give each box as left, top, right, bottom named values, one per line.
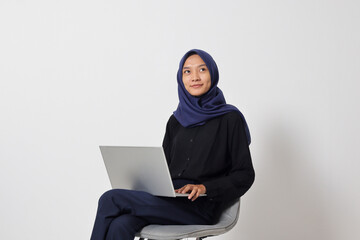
left=1, top=1, right=359, bottom=239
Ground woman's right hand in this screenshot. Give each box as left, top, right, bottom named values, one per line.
left=175, top=184, right=206, bottom=201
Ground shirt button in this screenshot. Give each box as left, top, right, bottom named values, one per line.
left=187, top=157, right=190, bottom=161
left=190, top=139, right=193, bottom=142
left=178, top=173, right=182, bottom=176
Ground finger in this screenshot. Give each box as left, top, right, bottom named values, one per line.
left=181, top=184, right=193, bottom=194
left=192, top=188, right=201, bottom=201
left=175, top=185, right=187, bottom=193
left=175, top=187, right=184, bottom=193
left=188, top=187, right=198, bottom=200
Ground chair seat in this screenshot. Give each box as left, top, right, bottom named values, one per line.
left=136, top=199, right=240, bottom=240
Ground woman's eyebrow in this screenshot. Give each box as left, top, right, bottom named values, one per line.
left=183, top=64, right=207, bottom=69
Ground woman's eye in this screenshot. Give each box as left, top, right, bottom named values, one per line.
left=200, top=68, right=206, bottom=72
left=184, top=70, right=190, bottom=74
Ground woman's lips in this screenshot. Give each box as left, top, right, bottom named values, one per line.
left=191, top=84, right=203, bottom=88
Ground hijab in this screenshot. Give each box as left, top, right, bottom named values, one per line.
left=173, top=49, right=251, bottom=145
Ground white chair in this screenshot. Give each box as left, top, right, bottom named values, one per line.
left=136, top=199, right=240, bottom=240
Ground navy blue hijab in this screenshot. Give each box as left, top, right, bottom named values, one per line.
left=173, top=49, right=251, bottom=145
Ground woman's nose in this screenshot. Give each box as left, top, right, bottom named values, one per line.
left=191, top=72, right=200, bottom=81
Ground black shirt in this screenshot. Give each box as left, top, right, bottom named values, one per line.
left=162, top=111, right=255, bottom=203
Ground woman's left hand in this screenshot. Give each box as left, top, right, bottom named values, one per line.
left=175, top=184, right=206, bottom=201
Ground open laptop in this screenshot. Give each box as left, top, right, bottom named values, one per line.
left=99, top=146, right=206, bottom=197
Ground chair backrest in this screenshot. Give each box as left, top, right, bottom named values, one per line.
left=136, top=198, right=241, bottom=240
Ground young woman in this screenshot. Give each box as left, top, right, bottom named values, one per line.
left=90, top=49, right=255, bottom=240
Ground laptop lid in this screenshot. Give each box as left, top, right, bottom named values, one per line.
left=99, top=146, right=178, bottom=197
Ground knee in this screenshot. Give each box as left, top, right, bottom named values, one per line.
left=98, top=189, right=114, bottom=206
left=98, top=189, right=130, bottom=206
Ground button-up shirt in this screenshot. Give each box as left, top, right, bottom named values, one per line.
left=162, top=111, right=255, bottom=203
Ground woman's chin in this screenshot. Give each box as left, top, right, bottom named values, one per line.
left=189, top=89, right=206, bottom=97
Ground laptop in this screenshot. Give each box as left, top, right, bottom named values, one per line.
left=99, top=146, right=206, bottom=197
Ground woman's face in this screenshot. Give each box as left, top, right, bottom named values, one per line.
left=182, top=54, right=211, bottom=97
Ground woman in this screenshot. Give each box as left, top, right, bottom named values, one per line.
left=90, top=49, right=255, bottom=240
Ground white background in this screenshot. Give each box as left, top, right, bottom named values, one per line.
left=1, top=1, right=359, bottom=239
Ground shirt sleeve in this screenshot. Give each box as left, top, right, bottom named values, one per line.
left=162, top=115, right=173, bottom=166
left=202, top=114, right=255, bottom=202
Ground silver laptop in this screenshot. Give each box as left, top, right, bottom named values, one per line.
left=99, top=146, right=206, bottom=197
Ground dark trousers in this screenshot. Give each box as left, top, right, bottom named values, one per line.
left=90, top=189, right=216, bottom=240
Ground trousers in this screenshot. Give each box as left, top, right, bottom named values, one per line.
left=90, top=189, right=216, bottom=240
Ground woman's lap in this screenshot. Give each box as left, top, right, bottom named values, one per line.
left=99, top=188, right=214, bottom=224
left=91, top=189, right=216, bottom=240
